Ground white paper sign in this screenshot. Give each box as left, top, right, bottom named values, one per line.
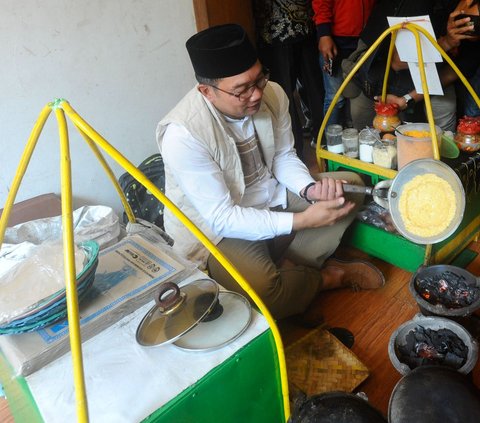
left=387, top=15, right=442, bottom=62
left=408, top=62, right=444, bottom=95
left=388, top=15, right=444, bottom=95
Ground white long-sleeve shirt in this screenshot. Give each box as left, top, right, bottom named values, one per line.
left=161, top=85, right=314, bottom=241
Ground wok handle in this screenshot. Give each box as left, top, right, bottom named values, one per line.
left=342, top=184, right=373, bottom=196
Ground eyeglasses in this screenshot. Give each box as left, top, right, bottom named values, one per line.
left=210, top=68, right=270, bottom=101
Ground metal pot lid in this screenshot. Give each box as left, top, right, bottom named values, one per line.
left=387, top=159, right=465, bottom=244
left=135, top=278, right=219, bottom=347
left=388, top=366, right=480, bottom=423
left=173, top=291, right=252, bottom=352
left=291, top=392, right=387, bottom=423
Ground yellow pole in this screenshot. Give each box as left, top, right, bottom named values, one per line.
left=60, top=101, right=291, bottom=420
left=72, top=123, right=136, bottom=223
left=406, top=24, right=445, bottom=265
left=423, top=244, right=433, bottom=265
left=381, top=30, right=398, bottom=102
left=55, top=107, right=89, bottom=423
left=0, top=105, right=52, bottom=245
left=408, top=25, right=440, bottom=160
left=412, top=25, right=438, bottom=264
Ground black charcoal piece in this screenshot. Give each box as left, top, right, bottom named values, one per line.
left=397, top=327, right=468, bottom=370
left=415, top=270, right=480, bottom=308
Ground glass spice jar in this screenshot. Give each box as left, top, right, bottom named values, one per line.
left=454, top=116, right=480, bottom=153
left=373, top=102, right=401, bottom=134
left=325, top=124, right=344, bottom=153
left=358, top=128, right=378, bottom=163
left=342, top=128, right=359, bottom=158
left=373, top=138, right=397, bottom=169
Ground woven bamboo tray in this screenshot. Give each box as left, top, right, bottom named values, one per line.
left=286, top=326, right=369, bottom=396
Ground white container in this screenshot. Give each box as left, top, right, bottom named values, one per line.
left=326, top=124, right=344, bottom=154
left=358, top=129, right=377, bottom=162
left=372, top=140, right=397, bottom=169
left=342, top=128, right=359, bottom=158
left=396, top=123, right=442, bottom=169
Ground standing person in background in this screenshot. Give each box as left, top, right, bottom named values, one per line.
left=253, top=0, right=325, bottom=159
left=464, top=67, right=480, bottom=117
left=312, top=0, right=376, bottom=133
left=446, top=0, right=480, bottom=117
left=346, top=0, right=475, bottom=132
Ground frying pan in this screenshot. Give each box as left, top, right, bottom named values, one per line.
left=343, top=159, right=465, bottom=244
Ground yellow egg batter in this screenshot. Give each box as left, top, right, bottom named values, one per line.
left=398, top=173, right=456, bottom=238
left=403, top=130, right=431, bottom=138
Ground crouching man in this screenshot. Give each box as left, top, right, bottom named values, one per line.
left=156, top=24, right=384, bottom=321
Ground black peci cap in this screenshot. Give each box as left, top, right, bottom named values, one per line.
left=186, top=24, right=257, bottom=79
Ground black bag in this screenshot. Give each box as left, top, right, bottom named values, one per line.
left=118, top=154, right=165, bottom=228
left=342, top=40, right=393, bottom=99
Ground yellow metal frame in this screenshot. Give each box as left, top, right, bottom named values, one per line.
left=316, top=22, right=480, bottom=265
left=0, top=100, right=291, bottom=421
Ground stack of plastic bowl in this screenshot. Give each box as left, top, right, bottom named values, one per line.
left=0, top=240, right=99, bottom=334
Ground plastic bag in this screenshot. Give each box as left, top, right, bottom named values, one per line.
left=356, top=201, right=397, bottom=233
left=0, top=240, right=86, bottom=324
left=0, top=205, right=119, bottom=280
left=126, top=218, right=174, bottom=246
left=3, top=205, right=120, bottom=248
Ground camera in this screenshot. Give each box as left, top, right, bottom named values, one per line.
left=454, top=14, right=480, bottom=36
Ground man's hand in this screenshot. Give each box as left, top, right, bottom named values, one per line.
left=441, top=10, right=476, bottom=51
left=303, top=178, right=345, bottom=202
left=292, top=197, right=355, bottom=231
left=374, top=93, right=422, bottom=112
left=295, top=178, right=356, bottom=231
left=374, top=94, right=406, bottom=111
left=318, top=36, right=337, bottom=61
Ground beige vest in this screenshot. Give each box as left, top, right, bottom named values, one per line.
left=156, top=82, right=282, bottom=268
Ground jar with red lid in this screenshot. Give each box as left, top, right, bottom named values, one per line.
left=454, top=116, right=480, bottom=153
left=373, top=102, right=401, bottom=134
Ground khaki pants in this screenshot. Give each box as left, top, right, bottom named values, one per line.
left=207, top=171, right=364, bottom=319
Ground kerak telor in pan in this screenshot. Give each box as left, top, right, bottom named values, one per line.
left=343, top=159, right=465, bottom=245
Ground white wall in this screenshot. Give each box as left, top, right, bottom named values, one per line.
left=0, top=0, right=196, bottom=215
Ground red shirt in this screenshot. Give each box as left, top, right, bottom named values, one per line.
left=312, top=0, right=377, bottom=38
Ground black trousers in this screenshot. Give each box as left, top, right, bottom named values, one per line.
left=258, top=34, right=325, bottom=160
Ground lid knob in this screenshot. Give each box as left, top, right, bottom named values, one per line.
left=154, top=282, right=185, bottom=314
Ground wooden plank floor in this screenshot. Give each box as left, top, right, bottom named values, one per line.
left=0, top=398, right=13, bottom=423
left=278, top=241, right=480, bottom=417
left=277, top=244, right=411, bottom=411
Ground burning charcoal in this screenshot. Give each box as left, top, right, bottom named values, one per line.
left=438, top=279, right=448, bottom=292
left=415, top=270, right=480, bottom=308
left=397, top=327, right=468, bottom=370
left=415, top=342, right=443, bottom=359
